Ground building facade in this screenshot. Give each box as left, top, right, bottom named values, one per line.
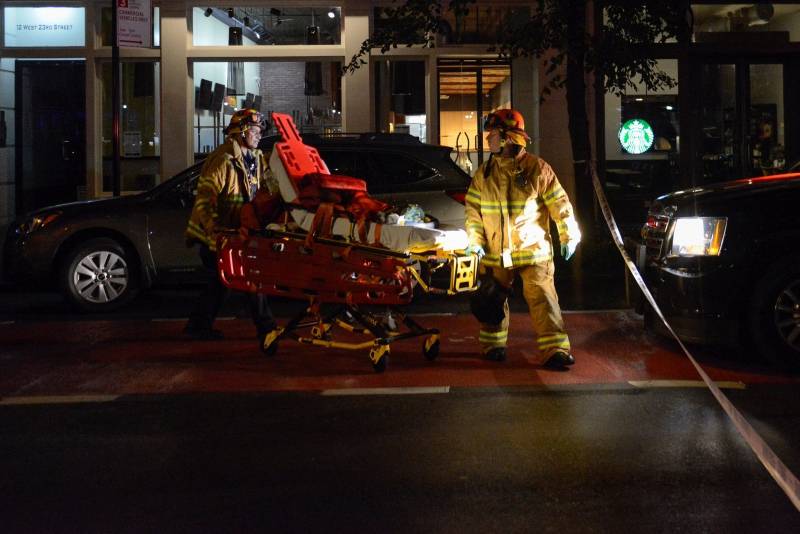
left=0, top=0, right=542, bottom=226
left=2, top=1, right=799, bottom=235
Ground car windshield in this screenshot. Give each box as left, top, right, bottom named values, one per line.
left=145, top=163, right=204, bottom=196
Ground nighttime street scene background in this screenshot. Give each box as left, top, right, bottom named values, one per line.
left=1, top=2, right=799, bottom=531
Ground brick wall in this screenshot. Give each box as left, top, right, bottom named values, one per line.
left=259, top=62, right=341, bottom=133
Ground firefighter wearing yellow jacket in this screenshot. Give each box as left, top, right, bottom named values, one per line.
left=184, top=109, right=275, bottom=341
left=465, top=109, right=581, bottom=369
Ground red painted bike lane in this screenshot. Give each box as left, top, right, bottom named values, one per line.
left=1, top=311, right=797, bottom=398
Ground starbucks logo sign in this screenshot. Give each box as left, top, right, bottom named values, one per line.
left=618, top=119, right=654, bottom=154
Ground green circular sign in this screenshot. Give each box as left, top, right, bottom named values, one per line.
left=618, top=118, right=654, bottom=154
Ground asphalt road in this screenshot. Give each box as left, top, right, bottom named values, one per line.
left=2, top=285, right=799, bottom=531
left=1, top=386, right=799, bottom=533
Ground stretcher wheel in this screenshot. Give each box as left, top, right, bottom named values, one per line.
left=260, top=329, right=281, bottom=357
left=311, top=324, right=331, bottom=340
left=369, top=344, right=390, bottom=373
left=423, top=335, right=440, bottom=361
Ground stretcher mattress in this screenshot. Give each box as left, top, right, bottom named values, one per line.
left=269, top=149, right=469, bottom=253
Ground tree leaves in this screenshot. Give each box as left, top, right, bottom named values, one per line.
left=343, top=0, right=690, bottom=100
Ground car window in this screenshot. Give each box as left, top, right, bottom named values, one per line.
left=156, top=166, right=200, bottom=208
left=318, top=149, right=358, bottom=177
left=364, top=152, right=438, bottom=193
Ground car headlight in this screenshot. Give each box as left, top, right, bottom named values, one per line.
left=18, top=211, right=61, bottom=236
left=669, top=217, right=727, bottom=257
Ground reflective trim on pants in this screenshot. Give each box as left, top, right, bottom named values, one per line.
left=477, top=261, right=570, bottom=358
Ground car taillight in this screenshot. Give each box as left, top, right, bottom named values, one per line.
left=447, top=190, right=466, bottom=204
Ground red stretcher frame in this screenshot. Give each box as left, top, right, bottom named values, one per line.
left=215, top=113, right=477, bottom=372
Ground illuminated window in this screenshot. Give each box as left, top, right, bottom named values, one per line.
left=3, top=7, right=86, bottom=47
left=191, top=6, right=341, bottom=46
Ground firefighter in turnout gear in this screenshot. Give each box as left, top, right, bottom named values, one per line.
left=184, top=109, right=276, bottom=341
left=465, top=109, right=581, bottom=369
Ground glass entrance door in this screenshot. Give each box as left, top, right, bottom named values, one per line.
left=15, top=60, right=86, bottom=213
left=697, top=61, right=785, bottom=183
left=438, top=58, right=511, bottom=176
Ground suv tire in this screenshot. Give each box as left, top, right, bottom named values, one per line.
left=749, top=257, right=800, bottom=371
left=60, top=237, right=138, bottom=312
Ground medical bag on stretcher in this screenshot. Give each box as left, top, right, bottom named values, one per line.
left=215, top=112, right=477, bottom=372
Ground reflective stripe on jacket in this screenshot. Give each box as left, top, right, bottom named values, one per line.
left=464, top=152, right=580, bottom=268
left=185, top=138, right=272, bottom=251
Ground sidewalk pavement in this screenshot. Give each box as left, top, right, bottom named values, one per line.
left=2, top=310, right=796, bottom=399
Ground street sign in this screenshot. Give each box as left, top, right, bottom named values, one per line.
left=116, top=0, right=151, bottom=48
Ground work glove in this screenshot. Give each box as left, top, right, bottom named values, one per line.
left=464, top=244, right=486, bottom=259
left=560, top=240, right=578, bottom=261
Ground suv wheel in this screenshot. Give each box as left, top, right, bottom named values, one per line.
left=749, top=258, right=800, bottom=371
left=61, top=238, right=138, bottom=312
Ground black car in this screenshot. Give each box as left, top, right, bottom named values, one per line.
left=3, top=133, right=470, bottom=312
left=636, top=173, right=800, bottom=370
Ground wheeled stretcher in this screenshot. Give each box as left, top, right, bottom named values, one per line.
left=216, top=113, right=477, bottom=372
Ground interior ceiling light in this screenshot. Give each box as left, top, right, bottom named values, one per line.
left=204, top=8, right=213, bottom=17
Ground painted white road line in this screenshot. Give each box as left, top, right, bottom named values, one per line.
left=152, top=316, right=235, bottom=322
left=0, top=394, right=120, bottom=406
left=629, top=380, right=746, bottom=390
left=321, top=386, right=450, bottom=396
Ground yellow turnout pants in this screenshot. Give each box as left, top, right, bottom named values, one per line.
left=478, top=261, right=570, bottom=358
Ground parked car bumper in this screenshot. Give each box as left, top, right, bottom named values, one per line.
left=642, top=260, right=741, bottom=346
left=2, top=222, right=54, bottom=285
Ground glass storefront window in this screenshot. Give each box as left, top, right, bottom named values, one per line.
left=749, top=64, right=785, bottom=174
left=193, top=60, right=342, bottom=154
left=603, top=59, right=679, bottom=233
left=438, top=59, right=511, bottom=175
left=191, top=7, right=341, bottom=46
left=692, top=4, right=800, bottom=43
left=102, top=62, right=161, bottom=191
left=101, top=6, right=160, bottom=47
left=3, top=6, right=86, bottom=47
left=1, top=57, right=16, bottom=224
left=374, top=60, right=427, bottom=142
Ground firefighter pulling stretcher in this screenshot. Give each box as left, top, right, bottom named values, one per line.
left=216, top=112, right=477, bottom=372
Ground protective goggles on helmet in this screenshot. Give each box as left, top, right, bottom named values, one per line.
left=226, top=109, right=267, bottom=136
left=482, top=110, right=530, bottom=146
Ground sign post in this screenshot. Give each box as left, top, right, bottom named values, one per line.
left=112, top=0, right=121, bottom=196
left=112, top=0, right=152, bottom=196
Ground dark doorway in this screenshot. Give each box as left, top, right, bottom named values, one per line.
left=15, top=60, right=86, bottom=214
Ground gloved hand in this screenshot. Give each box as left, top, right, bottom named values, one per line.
left=464, top=244, right=486, bottom=259
left=560, top=240, right=578, bottom=261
